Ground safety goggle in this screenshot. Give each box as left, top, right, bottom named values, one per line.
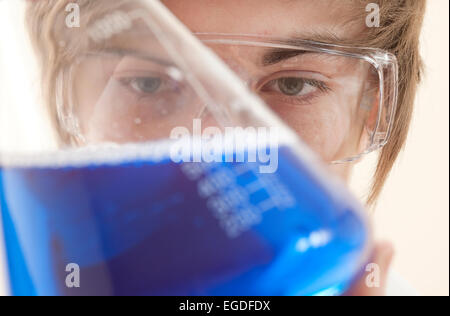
left=57, top=30, right=397, bottom=163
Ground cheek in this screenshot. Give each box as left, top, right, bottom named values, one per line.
left=73, top=64, right=107, bottom=139
left=74, top=63, right=134, bottom=143
left=75, top=68, right=206, bottom=144
left=271, top=105, right=350, bottom=162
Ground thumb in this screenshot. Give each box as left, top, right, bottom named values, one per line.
left=372, top=241, right=395, bottom=289
left=345, top=241, right=395, bottom=296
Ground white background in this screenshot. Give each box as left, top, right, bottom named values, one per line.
left=350, top=0, right=449, bottom=296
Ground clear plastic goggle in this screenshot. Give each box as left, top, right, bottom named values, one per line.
left=196, top=34, right=399, bottom=163
left=22, top=2, right=399, bottom=164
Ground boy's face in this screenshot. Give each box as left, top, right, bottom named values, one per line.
left=163, top=0, right=366, bottom=175
left=74, top=0, right=372, bottom=179
left=164, top=0, right=368, bottom=178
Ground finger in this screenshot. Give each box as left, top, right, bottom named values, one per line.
left=345, top=241, right=395, bottom=296
left=373, top=241, right=395, bottom=289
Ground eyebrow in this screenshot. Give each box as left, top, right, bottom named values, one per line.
left=92, top=30, right=347, bottom=69
left=262, top=50, right=310, bottom=66
left=262, top=31, right=346, bottom=66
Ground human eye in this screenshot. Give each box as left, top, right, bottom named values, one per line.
left=115, top=73, right=179, bottom=99
left=123, top=77, right=162, bottom=94
left=105, top=54, right=185, bottom=100
left=259, top=71, right=332, bottom=106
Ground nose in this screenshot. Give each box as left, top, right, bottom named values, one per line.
left=207, top=46, right=257, bottom=90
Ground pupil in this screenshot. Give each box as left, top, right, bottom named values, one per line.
left=138, top=78, right=161, bottom=93
left=278, top=78, right=304, bottom=96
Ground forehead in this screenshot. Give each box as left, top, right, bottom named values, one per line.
left=162, top=0, right=365, bottom=41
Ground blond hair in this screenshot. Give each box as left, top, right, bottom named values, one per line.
left=355, top=0, right=426, bottom=204
left=26, top=0, right=426, bottom=205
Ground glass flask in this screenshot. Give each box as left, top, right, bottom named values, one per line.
left=0, top=0, right=381, bottom=296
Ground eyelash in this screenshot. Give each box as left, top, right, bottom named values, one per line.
left=115, top=72, right=187, bottom=104
left=116, top=75, right=184, bottom=118
left=116, top=73, right=331, bottom=109
left=118, top=76, right=165, bottom=96
left=260, top=77, right=332, bottom=106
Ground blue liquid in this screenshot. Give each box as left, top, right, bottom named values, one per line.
left=0, top=146, right=369, bottom=296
